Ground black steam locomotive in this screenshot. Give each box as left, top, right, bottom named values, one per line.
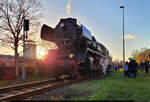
left=40, top=18, right=112, bottom=78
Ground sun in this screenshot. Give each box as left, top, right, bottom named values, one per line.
left=37, top=46, right=47, bottom=60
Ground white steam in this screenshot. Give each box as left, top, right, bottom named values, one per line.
left=66, top=0, right=71, bottom=15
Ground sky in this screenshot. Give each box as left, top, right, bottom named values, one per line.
left=39, top=0, right=150, bottom=61
left=1, top=0, right=150, bottom=61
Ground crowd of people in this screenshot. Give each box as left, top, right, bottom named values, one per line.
left=123, top=58, right=138, bottom=77
left=114, top=63, right=122, bottom=72
left=113, top=58, right=150, bottom=78
left=139, top=60, right=150, bottom=73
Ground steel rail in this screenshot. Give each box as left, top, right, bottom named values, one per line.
left=0, top=75, right=68, bottom=93
left=0, top=78, right=57, bottom=93
left=0, top=79, right=79, bottom=100
left=0, top=74, right=106, bottom=100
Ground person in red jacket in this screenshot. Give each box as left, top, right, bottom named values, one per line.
left=117, top=64, right=120, bottom=71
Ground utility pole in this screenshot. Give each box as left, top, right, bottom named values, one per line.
left=22, top=15, right=29, bottom=80
left=120, top=5, right=125, bottom=68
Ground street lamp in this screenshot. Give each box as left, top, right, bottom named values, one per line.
left=120, top=5, right=125, bottom=68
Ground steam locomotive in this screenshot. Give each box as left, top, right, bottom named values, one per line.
left=40, top=18, right=112, bottom=78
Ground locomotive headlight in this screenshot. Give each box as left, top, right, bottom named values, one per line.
left=69, top=53, right=74, bottom=59
left=60, top=23, right=64, bottom=27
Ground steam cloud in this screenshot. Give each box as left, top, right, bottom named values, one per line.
left=66, top=0, right=71, bottom=15
left=125, top=34, right=136, bottom=39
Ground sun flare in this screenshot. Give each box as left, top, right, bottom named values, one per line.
left=37, top=46, right=47, bottom=60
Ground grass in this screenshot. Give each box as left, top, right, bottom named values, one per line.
left=69, top=70, right=150, bottom=101
left=1, top=69, right=150, bottom=101
left=0, top=75, right=49, bottom=88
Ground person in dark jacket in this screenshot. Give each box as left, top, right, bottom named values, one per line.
left=128, top=58, right=138, bottom=77
left=144, top=60, right=149, bottom=73
left=140, top=62, right=144, bottom=71
left=123, top=61, right=128, bottom=77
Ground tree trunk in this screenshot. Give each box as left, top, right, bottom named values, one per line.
left=14, top=39, right=19, bottom=78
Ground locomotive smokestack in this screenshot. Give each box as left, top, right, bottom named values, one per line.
left=41, top=24, right=55, bottom=42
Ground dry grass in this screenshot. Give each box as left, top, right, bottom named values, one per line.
left=0, top=75, right=49, bottom=88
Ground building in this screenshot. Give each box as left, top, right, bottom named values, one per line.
left=0, top=54, right=14, bottom=67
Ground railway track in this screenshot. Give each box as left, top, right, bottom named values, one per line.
left=0, top=76, right=81, bottom=101
left=0, top=73, right=106, bottom=101
left=0, top=76, right=63, bottom=100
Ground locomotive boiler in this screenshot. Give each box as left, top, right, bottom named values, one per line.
left=40, top=18, right=112, bottom=78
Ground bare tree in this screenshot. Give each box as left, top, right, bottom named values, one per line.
left=0, top=0, right=43, bottom=77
